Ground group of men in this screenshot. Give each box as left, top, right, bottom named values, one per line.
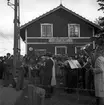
left=0, top=53, right=16, bottom=87
left=1, top=47, right=104, bottom=104
left=32, top=53, right=57, bottom=98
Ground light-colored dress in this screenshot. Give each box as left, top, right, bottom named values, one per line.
left=51, top=58, right=56, bottom=86
left=94, top=56, right=104, bottom=97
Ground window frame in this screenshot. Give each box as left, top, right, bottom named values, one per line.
left=68, top=24, right=80, bottom=38
left=41, top=23, right=53, bottom=37
left=55, top=46, right=67, bottom=55
left=75, top=46, right=84, bottom=54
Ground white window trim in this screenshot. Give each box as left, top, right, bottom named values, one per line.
left=41, top=23, right=53, bottom=37
left=68, top=24, right=80, bottom=38
left=55, top=46, right=67, bottom=55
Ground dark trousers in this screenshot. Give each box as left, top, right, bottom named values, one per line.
left=96, top=97, right=104, bottom=105
left=0, top=70, right=3, bottom=79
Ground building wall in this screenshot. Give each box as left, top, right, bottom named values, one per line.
left=27, top=43, right=90, bottom=56
left=26, top=8, right=93, bottom=38
left=20, top=8, right=99, bottom=56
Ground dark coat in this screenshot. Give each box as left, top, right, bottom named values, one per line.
left=0, top=61, right=4, bottom=79
left=44, top=58, right=53, bottom=76
left=41, top=58, right=53, bottom=86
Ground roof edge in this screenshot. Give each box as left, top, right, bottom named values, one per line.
left=20, top=4, right=102, bottom=30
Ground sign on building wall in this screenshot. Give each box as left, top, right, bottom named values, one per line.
left=49, top=37, right=73, bottom=43
left=34, top=49, right=46, bottom=56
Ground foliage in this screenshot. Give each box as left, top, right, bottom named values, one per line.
left=97, top=0, right=104, bottom=28
left=94, top=17, right=104, bottom=28
left=95, top=33, right=104, bottom=46
left=92, top=0, right=104, bottom=47
left=97, top=0, right=104, bottom=11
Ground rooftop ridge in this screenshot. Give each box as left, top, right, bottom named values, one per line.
left=20, top=4, right=101, bottom=30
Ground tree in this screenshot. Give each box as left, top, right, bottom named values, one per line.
left=94, top=16, right=104, bottom=28
left=97, top=0, right=104, bottom=28
left=97, top=0, right=104, bottom=11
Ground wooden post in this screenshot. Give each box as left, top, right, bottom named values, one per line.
left=13, top=0, right=20, bottom=78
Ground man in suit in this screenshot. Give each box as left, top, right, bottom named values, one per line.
left=42, top=53, right=54, bottom=98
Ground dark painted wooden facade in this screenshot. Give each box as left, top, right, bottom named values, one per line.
left=20, top=5, right=101, bottom=57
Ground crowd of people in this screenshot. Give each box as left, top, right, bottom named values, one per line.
left=0, top=52, right=94, bottom=93
left=0, top=49, right=100, bottom=102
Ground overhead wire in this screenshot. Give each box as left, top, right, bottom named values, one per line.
left=0, top=32, right=13, bottom=44
left=0, top=49, right=7, bottom=53
left=0, top=32, right=13, bottom=54
left=0, top=32, right=13, bottom=45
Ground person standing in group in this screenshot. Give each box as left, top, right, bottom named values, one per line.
left=3, top=53, right=12, bottom=87
left=50, top=56, right=56, bottom=95
left=93, top=45, right=104, bottom=105
left=0, top=57, right=4, bottom=79
left=41, top=53, right=55, bottom=98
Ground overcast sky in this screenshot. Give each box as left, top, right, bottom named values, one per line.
left=0, top=0, right=103, bottom=56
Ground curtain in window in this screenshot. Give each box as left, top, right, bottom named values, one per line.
left=42, top=25, right=52, bottom=37
left=69, top=24, right=80, bottom=37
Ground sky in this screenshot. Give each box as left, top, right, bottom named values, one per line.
left=0, top=0, right=104, bottom=56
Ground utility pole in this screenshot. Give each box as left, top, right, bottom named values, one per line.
left=14, top=0, right=20, bottom=78
left=7, top=0, right=20, bottom=78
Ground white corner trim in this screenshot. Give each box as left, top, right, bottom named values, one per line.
left=92, top=27, right=95, bottom=49
left=25, top=29, right=27, bottom=54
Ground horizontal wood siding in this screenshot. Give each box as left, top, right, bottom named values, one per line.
left=27, top=39, right=49, bottom=43
left=27, top=43, right=88, bottom=57
left=27, top=37, right=91, bottom=44
left=26, top=8, right=93, bottom=38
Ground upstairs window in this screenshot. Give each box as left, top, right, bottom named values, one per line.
left=41, top=23, right=53, bottom=37
left=68, top=24, right=80, bottom=37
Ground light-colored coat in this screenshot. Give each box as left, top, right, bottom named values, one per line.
left=94, top=56, right=104, bottom=97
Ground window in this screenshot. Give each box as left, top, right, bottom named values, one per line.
left=68, top=24, right=80, bottom=37
left=41, top=23, right=53, bottom=37
left=55, top=46, right=67, bottom=55
left=75, top=46, right=83, bottom=54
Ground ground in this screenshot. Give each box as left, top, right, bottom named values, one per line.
left=22, top=86, right=96, bottom=105
left=44, top=88, right=96, bottom=105
left=0, top=79, right=96, bottom=105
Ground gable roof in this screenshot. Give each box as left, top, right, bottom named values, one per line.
left=20, top=4, right=101, bottom=30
